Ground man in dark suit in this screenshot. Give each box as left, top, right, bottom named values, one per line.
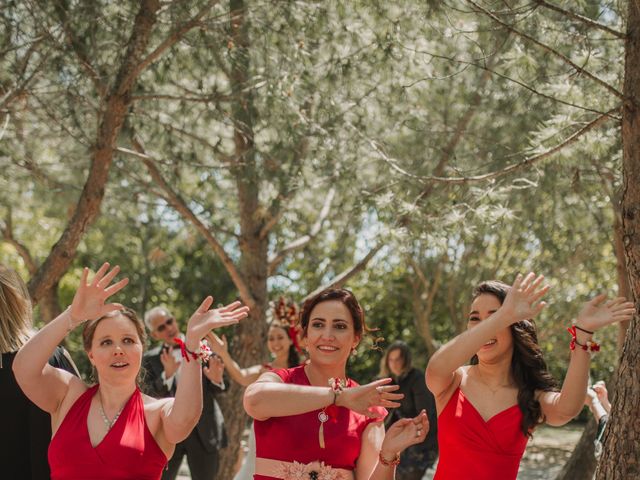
left=142, top=306, right=227, bottom=480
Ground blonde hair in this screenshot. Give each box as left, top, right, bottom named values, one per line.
left=0, top=264, right=33, bottom=353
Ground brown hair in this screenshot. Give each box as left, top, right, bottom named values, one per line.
left=82, top=307, right=146, bottom=351
left=299, top=288, right=370, bottom=338
left=379, top=340, right=412, bottom=378
left=471, top=280, right=558, bottom=437
left=0, top=264, right=32, bottom=353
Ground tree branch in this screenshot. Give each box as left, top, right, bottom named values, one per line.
left=128, top=0, right=220, bottom=84
left=267, top=187, right=335, bottom=275
left=117, top=142, right=256, bottom=310
left=302, top=244, right=384, bottom=303
left=534, top=1, right=625, bottom=39
left=52, top=0, right=108, bottom=97
left=369, top=107, right=619, bottom=186
left=466, top=0, right=624, bottom=99
left=27, top=0, right=162, bottom=305
left=1, top=208, right=38, bottom=274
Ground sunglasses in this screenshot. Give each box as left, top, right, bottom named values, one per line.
left=155, top=317, right=175, bottom=333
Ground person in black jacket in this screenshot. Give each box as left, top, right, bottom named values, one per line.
left=142, top=306, right=227, bottom=480
left=380, top=340, right=438, bottom=479
left=0, top=264, right=79, bottom=480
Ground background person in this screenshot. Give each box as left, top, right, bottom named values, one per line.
left=380, top=340, right=438, bottom=479
left=143, top=306, right=229, bottom=480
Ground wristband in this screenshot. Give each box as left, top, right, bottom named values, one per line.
left=379, top=451, right=401, bottom=467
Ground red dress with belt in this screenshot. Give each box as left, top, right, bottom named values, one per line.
left=253, top=365, right=387, bottom=480
left=434, top=387, right=528, bottom=480
left=48, top=385, right=167, bottom=480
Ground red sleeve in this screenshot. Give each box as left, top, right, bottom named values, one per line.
left=366, top=406, right=388, bottom=426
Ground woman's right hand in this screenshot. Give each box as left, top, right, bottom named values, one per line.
left=336, top=378, right=403, bottom=418
left=500, top=272, right=550, bottom=324
left=69, top=263, right=129, bottom=326
left=185, top=298, right=249, bottom=348
left=205, top=332, right=229, bottom=357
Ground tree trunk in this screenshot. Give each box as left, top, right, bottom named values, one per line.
left=39, top=283, right=62, bottom=322
left=217, top=2, right=268, bottom=477
left=555, top=419, right=598, bottom=480
left=595, top=2, right=640, bottom=478
left=27, top=0, right=161, bottom=306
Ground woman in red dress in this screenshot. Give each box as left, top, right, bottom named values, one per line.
left=426, top=273, right=635, bottom=480
left=244, top=288, right=429, bottom=480
left=13, top=262, right=249, bottom=480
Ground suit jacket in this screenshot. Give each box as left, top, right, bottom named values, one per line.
left=142, top=345, right=227, bottom=452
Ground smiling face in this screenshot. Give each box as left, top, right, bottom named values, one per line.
left=305, top=300, right=360, bottom=368
left=467, top=293, right=514, bottom=363
left=87, top=313, right=143, bottom=384
left=267, top=325, right=292, bottom=360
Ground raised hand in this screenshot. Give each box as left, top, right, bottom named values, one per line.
left=501, top=272, right=550, bottom=324
left=203, top=354, right=225, bottom=384
left=185, top=297, right=249, bottom=347
left=160, top=348, right=180, bottom=378
left=205, top=332, right=229, bottom=356
left=380, top=410, right=429, bottom=458
left=69, top=263, right=129, bottom=326
left=576, top=295, right=635, bottom=332
left=336, top=378, right=403, bottom=418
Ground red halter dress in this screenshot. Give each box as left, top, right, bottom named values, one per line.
left=253, top=365, right=387, bottom=479
left=48, top=385, right=167, bottom=480
left=434, top=387, right=528, bottom=480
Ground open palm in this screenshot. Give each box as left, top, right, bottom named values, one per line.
left=576, top=295, right=635, bottom=332
left=186, top=297, right=249, bottom=345
left=381, top=411, right=429, bottom=456
left=338, top=378, right=403, bottom=418
left=501, top=272, right=550, bottom=324
left=69, top=263, right=128, bottom=325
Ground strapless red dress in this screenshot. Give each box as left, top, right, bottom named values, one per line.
left=434, top=387, right=528, bottom=480
left=48, top=385, right=167, bottom=480
left=253, top=365, right=386, bottom=480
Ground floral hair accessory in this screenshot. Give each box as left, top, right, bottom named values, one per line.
left=273, top=297, right=303, bottom=354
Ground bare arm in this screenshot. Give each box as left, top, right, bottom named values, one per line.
left=13, top=263, right=127, bottom=414
left=244, top=373, right=402, bottom=422
left=206, top=333, right=263, bottom=386
left=356, top=411, right=430, bottom=480
left=161, top=299, right=249, bottom=444
left=539, top=295, right=633, bottom=425
left=426, top=273, right=549, bottom=399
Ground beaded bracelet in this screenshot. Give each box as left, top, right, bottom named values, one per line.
left=378, top=451, right=401, bottom=467
left=173, top=338, right=213, bottom=363
left=567, top=326, right=600, bottom=352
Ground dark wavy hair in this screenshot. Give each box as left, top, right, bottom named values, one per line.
left=471, top=281, right=558, bottom=437
left=267, top=322, right=301, bottom=367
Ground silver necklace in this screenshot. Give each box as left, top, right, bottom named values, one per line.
left=98, top=391, right=125, bottom=430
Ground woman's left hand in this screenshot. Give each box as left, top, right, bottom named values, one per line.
left=185, top=297, right=249, bottom=348
left=380, top=410, right=429, bottom=459
left=576, top=295, right=635, bottom=332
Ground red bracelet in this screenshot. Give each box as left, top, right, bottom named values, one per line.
left=173, top=338, right=212, bottom=363
left=567, top=326, right=600, bottom=352
left=379, top=451, right=401, bottom=466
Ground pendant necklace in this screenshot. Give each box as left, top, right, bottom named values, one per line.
left=98, top=390, right=125, bottom=430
